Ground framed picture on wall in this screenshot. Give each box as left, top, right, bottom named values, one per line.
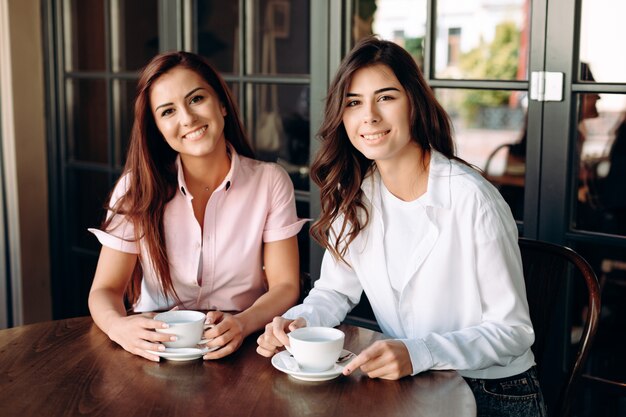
left=270, top=0, right=290, bottom=39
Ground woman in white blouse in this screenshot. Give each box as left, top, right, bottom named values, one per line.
left=257, top=37, right=546, bottom=417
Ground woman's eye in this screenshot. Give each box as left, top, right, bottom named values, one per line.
left=190, top=95, right=204, bottom=104
left=346, top=100, right=360, bottom=107
left=160, top=108, right=173, bottom=117
left=378, top=95, right=393, bottom=102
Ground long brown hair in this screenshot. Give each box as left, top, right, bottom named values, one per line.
left=102, top=51, right=255, bottom=306
left=310, top=36, right=456, bottom=264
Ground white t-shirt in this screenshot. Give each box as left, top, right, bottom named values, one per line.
left=380, top=179, right=429, bottom=297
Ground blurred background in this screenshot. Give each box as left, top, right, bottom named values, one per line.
left=1, top=1, right=624, bottom=415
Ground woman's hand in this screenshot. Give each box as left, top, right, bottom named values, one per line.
left=198, top=237, right=301, bottom=360
left=106, top=313, right=175, bottom=362
left=256, top=316, right=307, bottom=357
left=342, top=340, right=413, bottom=380
left=201, top=311, right=246, bottom=360
left=89, top=247, right=176, bottom=362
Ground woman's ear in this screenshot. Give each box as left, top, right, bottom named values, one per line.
left=221, top=104, right=227, bottom=117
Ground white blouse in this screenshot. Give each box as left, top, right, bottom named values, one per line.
left=284, top=150, right=535, bottom=379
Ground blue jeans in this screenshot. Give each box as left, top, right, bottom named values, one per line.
left=463, top=367, right=548, bottom=417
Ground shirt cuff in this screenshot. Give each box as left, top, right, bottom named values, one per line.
left=399, top=338, right=434, bottom=376
left=88, top=228, right=139, bottom=254
left=263, top=218, right=309, bottom=242
left=282, top=304, right=321, bottom=327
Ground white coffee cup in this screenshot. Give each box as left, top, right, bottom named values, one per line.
left=286, top=327, right=345, bottom=372
left=154, top=310, right=212, bottom=349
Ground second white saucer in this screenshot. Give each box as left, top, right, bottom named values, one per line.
left=271, top=349, right=355, bottom=381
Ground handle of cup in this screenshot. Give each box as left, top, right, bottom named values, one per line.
left=198, top=323, right=215, bottom=345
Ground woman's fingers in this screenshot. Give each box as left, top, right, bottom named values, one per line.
left=256, top=344, right=278, bottom=357
left=206, top=310, right=224, bottom=325
left=203, top=337, right=239, bottom=360
left=342, top=340, right=412, bottom=380
left=287, top=317, right=306, bottom=332
left=201, top=314, right=245, bottom=360
left=108, top=314, right=181, bottom=362
left=271, top=317, right=295, bottom=347
left=130, top=338, right=169, bottom=362
left=256, top=316, right=306, bottom=357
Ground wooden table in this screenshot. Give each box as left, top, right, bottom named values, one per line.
left=0, top=317, right=476, bottom=416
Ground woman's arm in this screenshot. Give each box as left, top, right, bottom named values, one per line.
left=89, top=246, right=173, bottom=361
left=202, top=235, right=300, bottom=359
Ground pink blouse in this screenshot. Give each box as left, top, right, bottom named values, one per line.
left=89, top=148, right=307, bottom=312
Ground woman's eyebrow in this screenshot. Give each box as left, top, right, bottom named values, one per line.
left=346, top=87, right=401, bottom=97
left=154, top=87, right=206, bottom=111
left=184, top=87, right=205, bottom=99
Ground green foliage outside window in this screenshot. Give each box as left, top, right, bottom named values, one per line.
left=459, top=21, right=521, bottom=123
left=404, top=37, right=424, bottom=70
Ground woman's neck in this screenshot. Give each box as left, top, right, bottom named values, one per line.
left=377, top=145, right=430, bottom=202
left=180, top=143, right=231, bottom=195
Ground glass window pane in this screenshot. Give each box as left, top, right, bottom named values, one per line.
left=437, top=88, right=527, bottom=220
left=352, top=0, right=427, bottom=69
left=66, top=79, right=108, bottom=164
left=247, top=0, right=310, bottom=75
left=69, top=170, right=111, bottom=251
left=227, top=82, right=240, bottom=109
left=435, top=0, right=530, bottom=80
left=112, top=0, right=159, bottom=71
left=113, top=79, right=138, bottom=167
left=574, top=93, right=626, bottom=236
left=296, top=200, right=310, bottom=284
left=579, top=0, right=626, bottom=83
left=248, top=83, right=310, bottom=191
left=196, top=0, right=240, bottom=74
left=64, top=0, right=106, bottom=71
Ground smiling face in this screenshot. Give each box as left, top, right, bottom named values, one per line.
left=342, top=64, right=418, bottom=166
left=150, top=66, right=227, bottom=161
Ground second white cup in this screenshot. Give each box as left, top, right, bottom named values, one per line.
left=154, top=310, right=212, bottom=349
left=286, top=327, right=345, bottom=372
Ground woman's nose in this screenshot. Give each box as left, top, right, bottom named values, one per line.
left=363, top=102, right=380, bottom=124
left=180, top=107, right=198, bottom=125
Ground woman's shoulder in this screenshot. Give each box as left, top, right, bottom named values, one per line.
left=238, top=156, right=292, bottom=183
left=109, top=171, right=133, bottom=200
left=235, top=157, right=297, bottom=202
left=443, top=157, right=507, bottom=207
left=431, top=152, right=484, bottom=190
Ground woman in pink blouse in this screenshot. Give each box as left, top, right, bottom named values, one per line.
left=88, top=51, right=306, bottom=361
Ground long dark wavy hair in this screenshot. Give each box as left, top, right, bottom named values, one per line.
left=310, top=36, right=456, bottom=264
left=102, top=51, right=255, bottom=306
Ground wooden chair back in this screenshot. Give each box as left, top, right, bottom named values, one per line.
left=518, top=237, right=601, bottom=417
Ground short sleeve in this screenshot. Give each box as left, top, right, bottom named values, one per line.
left=262, top=164, right=309, bottom=242
left=88, top=174, right=140, bottom=254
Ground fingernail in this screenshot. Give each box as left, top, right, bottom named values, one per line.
left=158, top=345, right=165, bottom=351
left=170, top=336, right=178, bottom=341
left=162, top=323, right=169, bottom=328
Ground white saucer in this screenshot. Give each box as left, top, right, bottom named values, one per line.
left=147, top=345, right=220, bottom=362
left=271, top=349, right=355, bottom=381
